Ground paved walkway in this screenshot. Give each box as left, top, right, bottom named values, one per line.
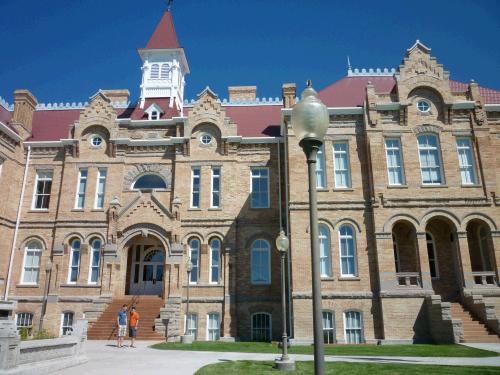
left=52, top=341, right=500, bottom=375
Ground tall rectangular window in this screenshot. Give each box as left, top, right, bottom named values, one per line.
left=32, top=170, right=53, bottom=209
left=250, top=168, right=269, bottom=208
left=344, top=311, right=363, bottom=344
left=94, top=168, right=107, bottom=209
left=209, top=239, right=220, bottom=284
left=417, top=134, right=443, bottom=185
left=456, top=138, right=476, bottom=185
left=211, top=167, right=221, bottom=208
left=385, top=139, right=405, bottom=185
left=191, top=167, right=201, bottom=208
left=316, top=145, right=326, bottom=188
left=207, top=313, right=220, bottom=341
left=323, top=311, right=335, bottom=344
left=333, top=142, right=351, bottom=188
left=75, top=169, right=88, bottom=209
left=60, top=312, right=74, bottom=336
left=189, top=239, right=200, bottom=284
left=186, top=313, right=198, bottom=339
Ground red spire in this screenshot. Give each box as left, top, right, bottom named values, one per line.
left=145, top=11, right=180, bottom=49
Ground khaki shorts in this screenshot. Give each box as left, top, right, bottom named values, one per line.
left=117, top=325, right=127, bottom=337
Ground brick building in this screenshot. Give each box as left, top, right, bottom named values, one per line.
left=0, top=11, right=499, bottom=344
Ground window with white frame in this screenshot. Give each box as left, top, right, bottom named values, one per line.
left=456, top=137, right=476, bottom=185
left=417, top=134, right=444, bottom=185
left=189, top=238, right=200, bottom=283
left=319, top=224, right=332, bottom=278
left=333, top=142, right=351, bottom=188
left=207, top=313, right=220, bottom=341
left=68, top=239, right=81, bottom=283
left=316, top=144, right=326, bottom=188
left=16, top=312, right=33, bottom=336
left=88, top=238, right=101, bottom=284
left=150, top=111, right=159, bottom=120
left=150, top=64, right=159, bottom=79
left=323, top=311, right=335, bottom=344
left=61, top=312, right=74, bottom=336
left=251, top=313, right=271, bottom=342
left=392, top=234, right=400, bottom=273
left=191, top=167, right=201, bottom=208
left=32, top=170, right=53, bottom=210
left=22, top=240, right=42, bottom=284
left=426, top=232, right=439, bottom=278
left=209, top=238, right=220, bottom=284
left=385, top=138, right=405, bottom=185
left=211, top=167, right=221, bottom=208
left=251, top=239, right=270, bottom=284
left=339, top=225, right=357, bottom=277
left=160, top=63, right=170, bottom=79
left=75, top=168, right=88, bottom=209
left=94, top=168, right=107, bottom=209
left=185, top=313, right=198, bottom=339
left=344, top=310, right=363, bottom=344
left=250, top=168, right=269, bottom=208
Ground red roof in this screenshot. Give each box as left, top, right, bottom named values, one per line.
left=30, top=110, right=80, bottom=141
left=145, top=11, right=180, bottom=49
left=224, top=105, right=282, bottom=137
left=0, top=104, right=12, bottom=126
left=122, top=98, right=180, bottom=120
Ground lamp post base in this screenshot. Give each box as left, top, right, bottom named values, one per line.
left=275, top=358, right=296, bottom=371
left=180, top=334, right=193, bottom=344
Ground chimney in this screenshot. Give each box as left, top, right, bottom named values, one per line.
left=281, top=83, right=296, bottom=108
left=228, top=86, right=257, bottom=102
left=11, top=89, right=38, bottom=137
left=101, top=90, right=130, bottom=105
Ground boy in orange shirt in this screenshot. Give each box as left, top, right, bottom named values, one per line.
left=129, top=306, right=140, bottom=348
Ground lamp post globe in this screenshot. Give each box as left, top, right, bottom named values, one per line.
left=276, top=229, right=290, bottom=254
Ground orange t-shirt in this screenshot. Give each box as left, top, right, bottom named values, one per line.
left=130, top=312, right=140, bottom=328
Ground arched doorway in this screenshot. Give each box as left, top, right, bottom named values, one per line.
left=425, top=217, right=460, bottom=300
left=391, top=220, right=420, bottom=286
left=466, top=220, right=496, bottom=285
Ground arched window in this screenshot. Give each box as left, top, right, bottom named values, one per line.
left=61, top=312, right=74, bottom=336
left=344, top=310, right=363, bottom=344
left=426, top=232, right=439, bottom=278
left=88, top=238, right=101, bottom=284
left=251, top=312, right=271, bottom=342
left=189, top=238, right=200, bottom=283
left=323, top=311, right=335, bottom=344
left=160, top=64, right=170, bottom=79
left=417, top=134, right=443, bottom=185
left=21, top=240, right=42, bottom=284
left=68, top=239, right=81, bottom=283
left=132, top=174, right=167, bottom=190
left=319, top=224, right=332, bottom=277
left=251, top=239, right=270, bottom=284
left=339, top=225, right=357, bottom=277
left=207, top=312, right=220, bottom=341
left=150, top=64, right=159, bottom=79
left=209, top=238, right=221, bottom=284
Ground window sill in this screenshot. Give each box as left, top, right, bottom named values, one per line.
left=16, top=284, right=40, bottom=288
left=188, top=208, right=202, bottom=211
left=461, top=184, right=481, bottom=188
left=316, top=188, right=329, bottom=192
left=338, top=276, right=360, bottom=281
left=420, top=184, right=448, bottom=188
left=71, top=209, right=84, bottom=212
left=183, top=283, right=223, bottom=288
left=28, top=209, right=49, bottom=213
left=60, top=284, right=101, bottom=288
left=208, top=208, right=222, bottom=211
left=387, top=185, right=408, bottom=189
left=321, top=277, right=335, bottom=281
left=332, top=188, right=354, bottom=192
left=91, top=209, right=105, bottom=212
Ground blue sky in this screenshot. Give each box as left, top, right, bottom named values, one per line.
left=0, top=0, right=499, bottom=104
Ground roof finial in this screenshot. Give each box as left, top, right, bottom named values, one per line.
left=167, top=0, right=173, bottom=11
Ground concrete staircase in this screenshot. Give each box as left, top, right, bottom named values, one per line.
left=87, top=296, right=164, bottom=341
left=450, top=302, right=500, bottom=343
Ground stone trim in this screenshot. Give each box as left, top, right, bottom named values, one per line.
left=292, top=291, right=373, bottom=299
left=412, top=124, right=443, bottom=134
left=123, top=164, right=172, bottom=190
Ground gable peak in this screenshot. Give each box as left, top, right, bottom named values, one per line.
left=406, top=39, right=431, bottom=57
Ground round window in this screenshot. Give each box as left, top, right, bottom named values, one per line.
left=417, top=100, right=431, bottom=113
left=90, top=136, right=103, bottom=147
left=200, top=134, right=213, bottom=145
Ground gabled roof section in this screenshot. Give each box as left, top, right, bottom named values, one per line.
left=406, top=39, right=431, bottom=56
left=145, top=11, right=180, bottom=49
left=145, top=103, right=165, bottom=115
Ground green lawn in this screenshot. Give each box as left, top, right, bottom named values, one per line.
left=194, top=361, right=500, bottom=375
left=151, top=341, right=498, bottom=357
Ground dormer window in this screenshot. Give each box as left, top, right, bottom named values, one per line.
left=150, top=64, right=159, bottom=79
left=150, top=111, right=159, bottom=120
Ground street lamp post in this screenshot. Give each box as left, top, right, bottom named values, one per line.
left=275, top=230, right=295, bottom=371
left=38, top=258, right=53, bottom=331
left=181, top=258, right=193, bottom=344
left=291, top=81, right=330, bottom=375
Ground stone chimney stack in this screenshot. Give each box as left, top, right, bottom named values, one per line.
left=281, top=83, right=296, bottom=108
left=228, top=86, right=257, bottom=102
left=11, top=89, right=38, bottom=137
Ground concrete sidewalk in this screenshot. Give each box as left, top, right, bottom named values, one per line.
left=52, top=340, right=500, bottom=375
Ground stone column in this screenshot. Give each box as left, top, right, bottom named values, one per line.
left=0, top=320, right=20, bottom=371
left=456, top=231, right=475, bottom=289
left=220, top=247, right=235, bottom=341
left=416, top=232, right=433, bottom=290
left=375, top=233, right=397, bottom=291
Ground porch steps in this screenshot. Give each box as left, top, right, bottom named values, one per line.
left=87, top=296, right=164, bottom=341
left=450, top=302, right=500, bottom=343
